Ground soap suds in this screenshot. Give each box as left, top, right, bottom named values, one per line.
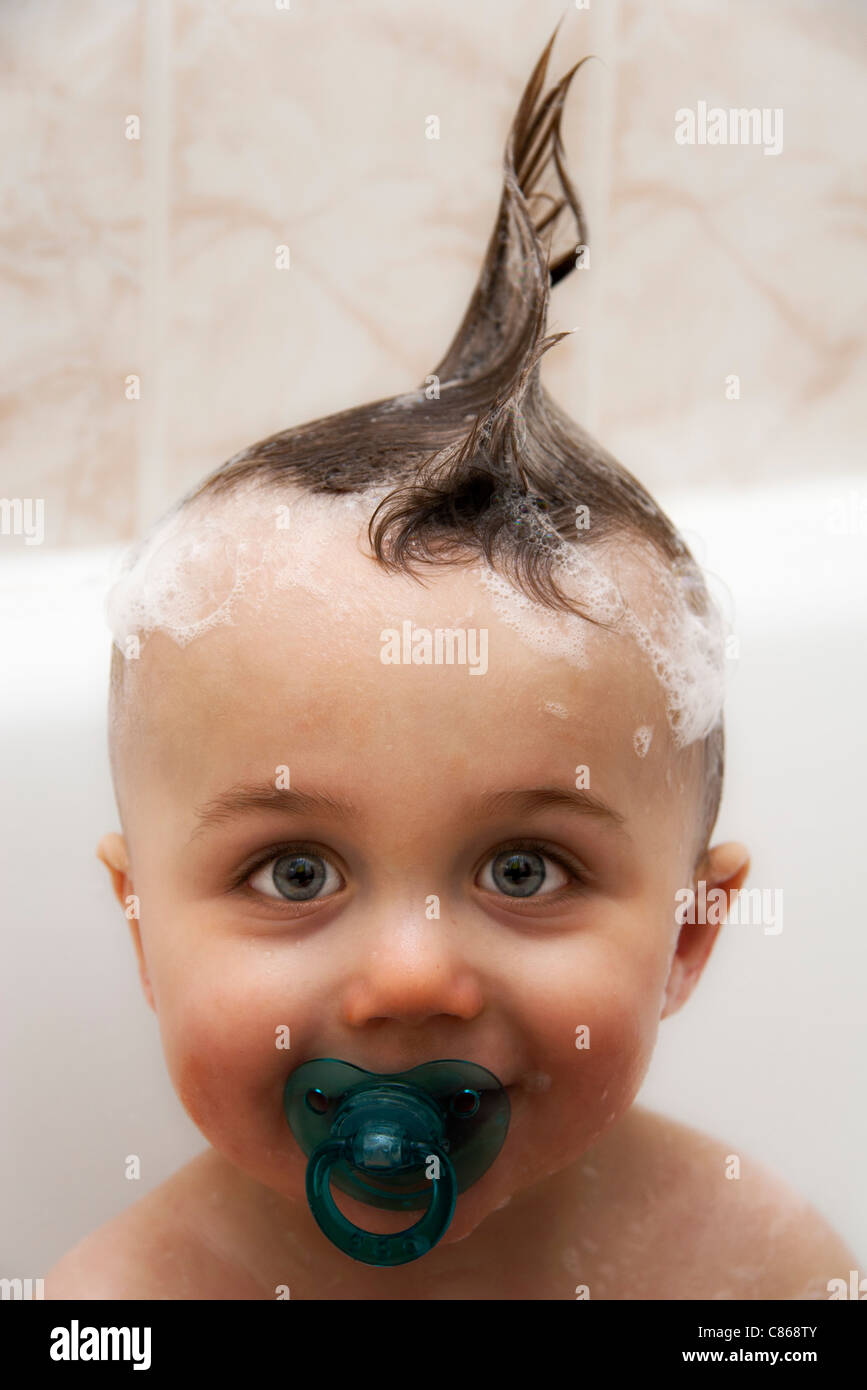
left=106, top=483, right=392, bottom=649
left=475, top=523, right=727, bottom=749
left=633, top=725, right=653, bottom=758
left=106, top=482, right=728, bottom=751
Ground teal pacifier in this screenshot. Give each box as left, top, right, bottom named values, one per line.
left=283, top=1059, right=510, bottom=1267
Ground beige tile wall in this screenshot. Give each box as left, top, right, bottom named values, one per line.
left=1, top=0, right=864, bottom=547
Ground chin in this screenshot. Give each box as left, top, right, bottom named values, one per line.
left=434, top=1198, right=499, bottom=1247
left=316, top=1159, right=510, bottom=1252
left=427, top=1163, right=524, bottom=1249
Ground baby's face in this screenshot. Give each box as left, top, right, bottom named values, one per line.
left=109, top=519, right=710, bottom=1263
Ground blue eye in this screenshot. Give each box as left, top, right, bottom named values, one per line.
left=244, top=841, right=579, bottom=905
left=249, top=850, right=343, bottom=902
left=478, top=845, right=572, bottom=899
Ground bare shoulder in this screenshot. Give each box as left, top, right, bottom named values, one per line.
left=43, top=1151, right=265, bottom=1301
left=605, top=1105, right=860, bottom=1300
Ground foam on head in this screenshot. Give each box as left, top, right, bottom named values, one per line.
left=106, top=482, right=728, bottom=753
left=471, top=487, right=728, bottom=748
left=106, top=482, right=394, bottom=649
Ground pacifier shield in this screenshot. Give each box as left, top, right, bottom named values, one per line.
left=283, top=1058, right=510, bottom=1267
left=283, top=1058, right=510, bottom=1211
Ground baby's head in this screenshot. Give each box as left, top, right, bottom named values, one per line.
left=99, top=29, right=747, bottom=1259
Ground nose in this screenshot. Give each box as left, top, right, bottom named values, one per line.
left=341, top=903, right=484, bottom=1027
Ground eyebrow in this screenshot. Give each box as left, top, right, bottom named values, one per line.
left=189, top=781, right=629, bottom=841
left=477, top=786, right=629, bottom=837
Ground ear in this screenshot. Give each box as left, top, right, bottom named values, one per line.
left=96, top=832, right=155, bottom=1013
left=661, top=841, right=751, bottom=1020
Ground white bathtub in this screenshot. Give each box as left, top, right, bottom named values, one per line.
left=1, top=473, right=865, bottom=1278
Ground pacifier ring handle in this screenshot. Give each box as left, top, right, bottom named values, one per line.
left=307, top=1137, right=458, bottom=1267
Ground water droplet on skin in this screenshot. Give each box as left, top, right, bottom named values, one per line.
left=542, top=700, right=569, bottom=719
left=520, top=1071, right=552, bottom=1092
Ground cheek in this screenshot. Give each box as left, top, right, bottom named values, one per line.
left=148, top=935, right=303, bottom=1161
left=520, top=931, right=665, bottom=1138
left=572, top=981, right=656, bottom=1119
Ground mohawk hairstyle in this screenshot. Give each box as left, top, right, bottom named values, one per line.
left=116, top=21, right=725, bottom=861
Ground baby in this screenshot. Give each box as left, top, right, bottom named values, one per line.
left=46, top=26, right=856, bottom=1300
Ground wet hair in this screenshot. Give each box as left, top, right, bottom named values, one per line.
left=110, top=21, right=724, bottom=864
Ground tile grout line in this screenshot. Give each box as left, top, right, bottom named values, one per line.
left=138, top=0, right=173, bottom=537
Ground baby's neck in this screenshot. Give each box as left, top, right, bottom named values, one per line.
left=189, top=1121, right=635, bottom=1299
